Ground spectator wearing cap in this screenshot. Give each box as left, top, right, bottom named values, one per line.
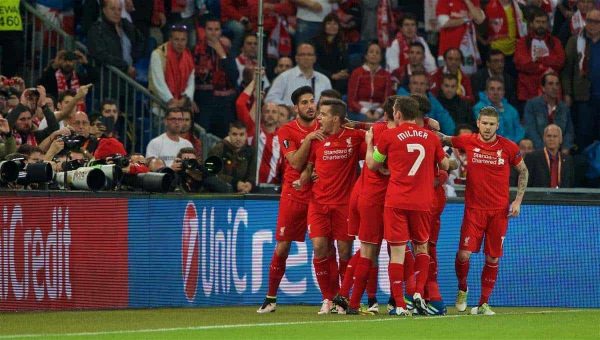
left=145, top=107, right=193, bottom=166
left=87, top=0, right=145, bottom=78
left=95, top=136, right=149, bottom=174
left=149, top=24, right=196, bottom=110
left=38, top=50, right=94, bottom=103
left=7, top=86, right=59, bottom=147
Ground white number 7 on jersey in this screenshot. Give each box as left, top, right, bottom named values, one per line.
left=407, top=144, right=425, bottom=176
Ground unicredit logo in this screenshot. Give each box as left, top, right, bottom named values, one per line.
left=182, top=202, right=199, bottom=302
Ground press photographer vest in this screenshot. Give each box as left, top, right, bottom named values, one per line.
left=0, top=0, right=23, bottom=31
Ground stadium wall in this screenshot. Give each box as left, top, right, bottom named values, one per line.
left=0, top=193, right=599, bottom=311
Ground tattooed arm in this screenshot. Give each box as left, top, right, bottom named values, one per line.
left=509, top=160, right=528, bottom=217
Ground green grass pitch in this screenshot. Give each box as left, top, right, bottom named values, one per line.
left=1, top=306, right=599, bottom=339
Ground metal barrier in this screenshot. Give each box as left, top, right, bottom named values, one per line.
left=19, top=2, right=221, bottom=155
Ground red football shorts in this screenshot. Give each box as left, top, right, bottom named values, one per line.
left=357, top=197, right=384, bottom=244
left=276, top=196, right=309, bottom=242
left=384, top=207, right=431, bottom=245
left=459, top=207, right=508, bottom=257
left=308, top=202, right=353, bottom=241
left=347, top=181, right=361, bottom=237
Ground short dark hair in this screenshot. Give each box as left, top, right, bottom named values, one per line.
left=485, top=76, right=505, bottom=90
left=409, top=70, right=429, bottom=82
left=101, top=98, right=118, bottom=110
left=58, top=89, right=76, bottom=103
left=410, top=94, right=431, bottom=117
left=320, top=89, right=342, bottom=100
left=455, top=123, right=474, bottom=135
left=444, top=48, right=464, bottom=63
left=442, top=73, right=458, bottom=83
left=203, top=16, right=221, bottom=26
left=165, top=107, right=182, bottom=118
left=17, top=144, right=43, bottom=156
left=296, top=42, right=315, bottom=54
left=399, top=12, right=417, bottom=26
left=529, top=7, right=549, bottom=21
left=319, top=98, right=347, bottom=120
left=177, top=147, right=196, bottom=158
left=409, top=41, right=425, bottom=52
left=488, top=48, right=504, bottom=59
left=541, top=72, right=559, bottom=86
left=291, top=86, right=313, bottom=105
left=229, top=120, right=247, bottom=130
left=393, top=97, right=420, bottom=121
left=383, top=95, right=401, bottom=120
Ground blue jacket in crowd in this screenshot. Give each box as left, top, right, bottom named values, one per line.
left=397, top=87, right=456, bottom=136
left=473, top=91, right=525, bottom=143
left=523, top=96, right=574, bottom=150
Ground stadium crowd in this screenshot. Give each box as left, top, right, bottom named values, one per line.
left=0, top=0, right=599, bottom=191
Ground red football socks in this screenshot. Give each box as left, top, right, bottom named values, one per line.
left=348, top=257, right=372, bottom=309
left=339, top=250, right=360, bottom=298
left=328, top=255, right=340, bottom=297
left=389, top=263, right=407, bottom=309
left=404, top=247, right=416, bottom=296
left=425, top=246, right=441, bottom=301
left=414, top=253, right=430, bottom=296
left=366, top=265, right=378, bottom=299
left=455, top=256, right=470, bottom=292
left=267, top=252, right=288, bottom=297
left=479, top=260, right=499, bottom=305
left=314, top=257, right=332, bottom=300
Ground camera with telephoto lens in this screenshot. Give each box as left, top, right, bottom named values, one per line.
left=177, top=156, right=230, bottom=192
left=61, top=158, right=87, bottom=172
left=109, top=154, right=130, bottom=168
left=58, top=134, right=84, bottom=150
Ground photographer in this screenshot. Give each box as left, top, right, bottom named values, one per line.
left=207, top=121, right=256, bottom=194
left=0, top=116, right=16, bottom=160
left=7, top=86, right=59, bottom=147
left=94, top=137, right=149, bottom=175
left=171, top=147, right=232, bottom=193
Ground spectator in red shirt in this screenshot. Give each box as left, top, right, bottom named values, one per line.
left=347, top=42, right=393, bottom=122
left=514, top=8, right=565, bottom=103
left=436, top=0, right=485, bottom=75
left=430, top=48, right=475, bottom=103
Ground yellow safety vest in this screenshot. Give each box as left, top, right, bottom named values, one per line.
left=0, top=0, right=23, bottom=31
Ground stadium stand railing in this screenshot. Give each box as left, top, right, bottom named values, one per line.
left=19, top=2, right=222, bottom=155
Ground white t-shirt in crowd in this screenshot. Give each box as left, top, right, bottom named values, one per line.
left=296, top=0, right=332, bottom=23
left=145, top=133, right=193, bottom=166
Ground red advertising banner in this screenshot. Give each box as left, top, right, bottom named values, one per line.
left=0, top=197, right=128, bottom=311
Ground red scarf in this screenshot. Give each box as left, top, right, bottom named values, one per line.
left=55, top=69, right=86, bottom=111
left=376, top=0, right=396, bottom=48
left=267, top=16, right=292, bottom=59
left=13, top=131, right=37, bottom=147
left=165, top=42, right=195, bottom=100
left=395, top=33, right=410, bottom=70
left=486, top=0, right=527, bottom=41
left=194, top=25, right=230, bottom=91
left=171, top=0, right=187, bottom=13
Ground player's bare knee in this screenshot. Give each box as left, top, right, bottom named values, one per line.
left=336, top=240, right=353, bottom=260
left=275, top=241, right=291, bottom=257
left=486, top=256, right=499, bottom=264
left=413, top=241, right=428, bottom=254
left=312, top=238, right=329, bottom=258
left=457, top=250, right=471, bottom=262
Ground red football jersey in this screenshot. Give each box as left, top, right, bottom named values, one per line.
left=359, top=122, right=390, bottom=204
left=277, top=119, right=320, bottom=203
left=309, top=127, right=366, bottom=205
left=451, top=133, right=522, bottom=210
left=376, top=123, right=445, bottom=211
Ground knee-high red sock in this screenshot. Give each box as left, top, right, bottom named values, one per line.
left=339, top=258, right=349, bottom=282
left=366, top=265, right=378, bottom=299
left=455, top=255, right=470, bottom=292
left=479, top=260, right=499, bottom=305
left=328, top=255, right=340, bottom=297
left=348, top=257, right=372, bottom=309
left=339, top=250, right=361, bottom=298
left=404, top=247, right=416, bottom=296
left=313, top=257, right=332, bottom=300
left=414, top=253, right=430, bottom=296
left=388, top=263, right=407, bottom=309
left=425, top=246, right=441, bottom=301
left=267, top=252, right=288, bottom=297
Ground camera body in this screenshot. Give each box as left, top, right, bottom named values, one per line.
left=58, top=134, right=84, bottom=150
left=110, top=154, right=130, bottom=168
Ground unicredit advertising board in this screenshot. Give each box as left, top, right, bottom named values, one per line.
left=1, top=195, right=599, bottom=311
